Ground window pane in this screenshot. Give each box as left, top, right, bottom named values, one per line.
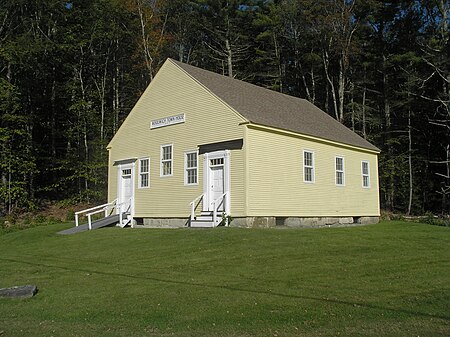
left=363, top=176, right=369, bottom=187
left=187, top=153, right=197, bottom=168
left=336, top=157, right=343, bottom=171
left=336, top=172, right=343, bottom=185
left=163, top=145, right=172, bottom=160
left=140, top=159, right=149, bottom=173
left=210, top=158, right=224, bottom=166
left=362, top=162, right=368, bottom=174
left=304, top=152, right=312, bottom=166
left=140, top=174, right=148, bottom=187
left=163, top=161, right=171, bottom=175
left=163, top=146, right=172, bottom=160
left=305, top=167, right=312, bottom=182
left=187, top=168, right=197, bottom=184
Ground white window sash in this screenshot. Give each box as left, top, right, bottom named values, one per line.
left=335, top=156, right=345, bottom=186
left=138, top=158, right=150, bottom=188
left=362, top=161, right=370, bottom=188
left=184, top=151, right=198, bottom=185
left=303, top=150, right=315, bottom=183
left=160, top=144, right=173, bottom=177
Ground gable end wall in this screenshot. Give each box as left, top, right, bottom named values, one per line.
left=108, top=61, right=247, bottom=218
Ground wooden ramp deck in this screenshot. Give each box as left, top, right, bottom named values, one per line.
left=57, top=214, right=121, bottom=235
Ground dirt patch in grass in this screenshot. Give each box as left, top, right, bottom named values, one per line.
left=1, top=201, right=102, bottom=232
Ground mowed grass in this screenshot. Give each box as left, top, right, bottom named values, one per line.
left=0, top=221, right=449, bottom=337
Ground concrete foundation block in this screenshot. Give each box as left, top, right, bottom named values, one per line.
left=339, top=217, right=354, bottom=224
left=285, top=216, right=355, bottom=228
left=229, top=217, right=248, bottom=227
left=142, top=218, right=187, bottom=228
left=356, top=216, right=379, bottom=225
left=229, top=217, right=276, bottom=228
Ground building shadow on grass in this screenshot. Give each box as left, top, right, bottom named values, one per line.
left=1, top=256, right=449, bottom=322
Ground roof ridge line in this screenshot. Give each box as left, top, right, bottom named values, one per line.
left=168, top=58, right=248, bottom=124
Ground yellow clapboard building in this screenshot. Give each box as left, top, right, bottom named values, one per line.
left=107, top=59, right=380, bottom=228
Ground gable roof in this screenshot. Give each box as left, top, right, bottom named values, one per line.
left=169, top=59, right=379, bottom=152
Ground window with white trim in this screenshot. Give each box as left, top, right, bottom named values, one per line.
left=303, top=150, right=315, bottom=183
left=362, top=161, right=370, bottom=188
left=160, top=144, right=173, bottom=176
left=185, top=151, right=198, bottom=185
left=138, top=158, right=150, bottom=188
left=335, top=156, right=345, bottom=186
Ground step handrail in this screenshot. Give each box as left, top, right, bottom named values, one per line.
left=190, top=194, right=204, bottom=222
left=117, top=197, right=132, bottom=226
left=75, top=199, right=117, bottom=229
left=212, top=192, right=227, bottom=226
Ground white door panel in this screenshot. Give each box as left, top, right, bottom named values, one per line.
left=210, top=166, right=224, bottom=211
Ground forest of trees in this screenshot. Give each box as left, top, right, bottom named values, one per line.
left=0, top=0, right=449, bottom=216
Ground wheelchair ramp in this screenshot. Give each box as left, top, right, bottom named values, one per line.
left=58, top=214, right=122, bottom=235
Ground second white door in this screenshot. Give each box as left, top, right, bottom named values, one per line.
left=210, top=165, right=224, bottom=211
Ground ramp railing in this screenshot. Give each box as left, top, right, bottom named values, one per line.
left=75, top=199, right=117, bottom=230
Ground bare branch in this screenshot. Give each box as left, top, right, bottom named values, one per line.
left=422, top=56, right=450, bottom=84
left=431, top=161, right=450, bottom=165
left=429, top=121, right=450, bottom=129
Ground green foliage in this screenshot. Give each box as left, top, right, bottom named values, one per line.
left=424, top=213, right=450, bottom=227
left=65, top=210, right=75, bottom=222
left=0, top=0, right=448, bottom=215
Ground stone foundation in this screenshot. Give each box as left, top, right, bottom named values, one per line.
left=283, top=216, right=379, bottom=228
left=355, top=216, right=380, bottom=225
left=133, top=216, right=379, bottom=229
left=138, top=218, right=189, bottom=228
left=229, top=217, right=276, bottom=228
left=230, top=216, right=379, bottom=228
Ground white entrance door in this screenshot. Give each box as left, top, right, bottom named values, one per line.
left=210, top=165, right=224, bottom=211
left=203, top=151, right=230, bottom=214
left=119, top=165, right=133, bottom=213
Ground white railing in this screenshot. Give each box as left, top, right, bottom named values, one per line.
left=189, top=194, right=204, bottom=222
left=75, top=199, right=117, bottom=230
left=212, top=192, right=228, bottom=226
left=117, top=197, right=132, bottom=227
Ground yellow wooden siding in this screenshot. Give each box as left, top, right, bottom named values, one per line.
left=107, top=150, right=117, bottom=203
left=108, top=60, right=247, bottom=218
left=246, top=126, right=380, bottom=217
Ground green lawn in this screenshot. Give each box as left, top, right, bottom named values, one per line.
left=0, top=221, right=449, bottom=336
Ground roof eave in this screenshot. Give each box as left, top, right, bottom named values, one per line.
left=244, top=122, right=381, bottom=154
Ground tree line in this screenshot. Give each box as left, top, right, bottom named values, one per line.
left=0, top=0, right=449, bottom=215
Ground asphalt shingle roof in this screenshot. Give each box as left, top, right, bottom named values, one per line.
left=171, top=59, right=379, bottom=152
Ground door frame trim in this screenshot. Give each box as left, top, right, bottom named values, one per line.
left=117, top=161, right=135, bottom=218
left=202, top=150, right=230, bottom=214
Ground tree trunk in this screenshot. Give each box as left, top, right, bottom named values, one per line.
left=84, top=120, right=89, bottom=203
left=225, top=38, right=233, bottom=78
left=323, top=47, right=339, bottom=120
left=383, top=54, right=394, bottom=210
left=350, top=82, right=355, bottom=131
left=273, top=32, right=283, bottom=93
left=362, top=85, right=367, bottom=139
left=407, top=108, right=413, bottom=215
left=137, top=0, right=154, bottom=81
left=338, top=57, right=345, bottom=123
left=51, top=67, right=56, bottom=157
left=310, top=64, right=316, bottom=104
